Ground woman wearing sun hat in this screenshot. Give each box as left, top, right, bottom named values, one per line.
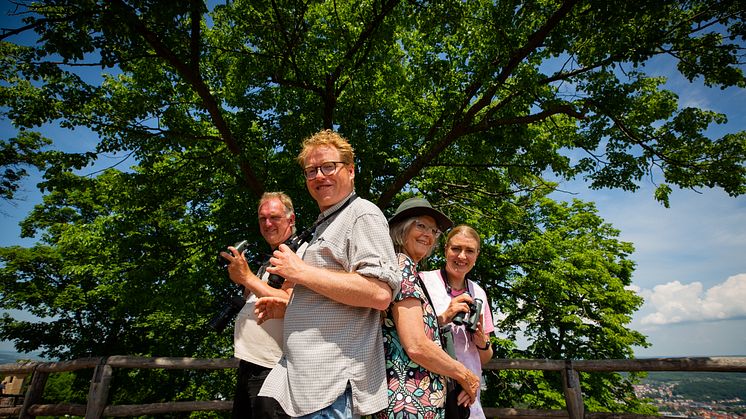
left=375, top=197, right=479, bottom=419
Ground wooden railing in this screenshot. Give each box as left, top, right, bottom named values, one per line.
left=1, top=356, right=745, bottom=419
left=481, top=357, right=746, bottom=419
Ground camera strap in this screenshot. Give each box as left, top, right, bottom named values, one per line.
left=255, top=194, right=359, bottom=283
left=296, top=192, right=359, bottom=243
left=417, top=272, right=458, bottom=360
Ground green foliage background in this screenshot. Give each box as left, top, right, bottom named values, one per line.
left=1, top=0, right=744, bottom=415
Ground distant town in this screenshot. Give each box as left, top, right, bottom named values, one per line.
left=634, top=372, right=746, bottom=419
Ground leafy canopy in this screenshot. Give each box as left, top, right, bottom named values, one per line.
left=1, top=0, right=744, bottom=411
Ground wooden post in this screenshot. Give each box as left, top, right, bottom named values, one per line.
left=562, top=360, right=584, bottom=419
left=18, top=366, right=48, bottom=419
left=85, top=357, right=112, bottom=419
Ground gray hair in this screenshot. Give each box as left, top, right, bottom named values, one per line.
left=259, top=191, right=296, bottom=234
left=389, top=217, right=437, bottom=259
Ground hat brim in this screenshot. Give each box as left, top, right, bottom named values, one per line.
left=389, top=207, right=453, bottom=232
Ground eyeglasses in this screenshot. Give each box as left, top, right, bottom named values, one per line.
left=259, top=215, right=287, bottom=224
left=303, top=161, right=346, bottom=180
left=413, top=220, right=441, bottom=238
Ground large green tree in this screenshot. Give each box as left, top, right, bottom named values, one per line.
left=1, top=0, right=744, bottom=413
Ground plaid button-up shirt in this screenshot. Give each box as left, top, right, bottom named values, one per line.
left=259, top=193, right=400, bottom=416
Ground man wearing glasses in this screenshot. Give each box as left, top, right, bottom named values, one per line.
left=257, top=129, right=400, bottom=418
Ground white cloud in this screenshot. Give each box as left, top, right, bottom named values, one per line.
left=625, top=284, right=640, bottom=293
left=639, top=274, right=746, bottom=325
left=552, top=181, right=746, bottom=292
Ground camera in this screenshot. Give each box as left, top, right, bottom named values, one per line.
left=452, top=298, right=483, bottom=333
left=267, top=234, right=304, bottom=289
left=208, top=294, right=246, bottom=332
left=210, top=231, right=308, bottom=331
left=210, top=240, right=251, bottom=332
left=217, top=240, right=250, bottom=269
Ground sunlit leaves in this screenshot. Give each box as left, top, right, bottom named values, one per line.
left=1, top=0, right=745, bottom=411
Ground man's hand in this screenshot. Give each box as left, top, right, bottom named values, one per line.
left=266, top=243, right=307, bottom=285
left=220, top=246, right=254, bottom=287
left=254, top=296, right=290, bottom=324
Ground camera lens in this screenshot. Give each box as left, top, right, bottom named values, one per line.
left=268, top=273, right=285, bottom=289
left=208, top=295, right=246, bottom=332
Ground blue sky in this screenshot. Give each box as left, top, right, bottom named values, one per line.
left=2, top=7, right=745, bottom=358
left=551, top=178, right=746, bottom=357
left=549, top=55, right=746, bottom=357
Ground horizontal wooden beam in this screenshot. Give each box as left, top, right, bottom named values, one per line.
left=26, top=401, right=233, bottom=417
left=2, top=355, right=745, bottom=419
left=483, top=407, right=697, bottom=419
left=484, top=357, right=746, bottom=372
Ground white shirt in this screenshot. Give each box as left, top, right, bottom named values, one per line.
left=234, top=243, right=307, bottom=368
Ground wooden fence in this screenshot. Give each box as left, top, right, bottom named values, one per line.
left=1, top=355, right=745, bottom=419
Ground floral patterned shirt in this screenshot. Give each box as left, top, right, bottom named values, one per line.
left=376, top=253, right=446, bottom=419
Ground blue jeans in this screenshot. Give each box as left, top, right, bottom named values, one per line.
left=295, top=384, right=358, bottom=419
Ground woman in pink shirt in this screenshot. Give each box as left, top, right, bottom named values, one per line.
left=420, top=225, right=495, bottom=419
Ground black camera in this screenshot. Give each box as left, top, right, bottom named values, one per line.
left=208, top=294, right=246, bottom=332
left=452, top=298, right=483, bottom=333
left=210, top=232, right=307, bottom=331
left=217, top=240, right=250, bottom=269
left=210, top=240, right=252, bottom=332
left=267, top=234, right=304, bottom=289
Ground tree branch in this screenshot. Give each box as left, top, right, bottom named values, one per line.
left=587, top=99, right=694, bottom=170
left=189, top=0, right=201, bottom=74
left=473, top=104, right=586, bottom=135
left=378, top=0, right=581, bottom=208
left=109, top=0, right=264, bottom=196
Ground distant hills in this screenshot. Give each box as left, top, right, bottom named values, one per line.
left=642, top=371, right=746, bottom=401
left=0, top=350, right=45, bottom=365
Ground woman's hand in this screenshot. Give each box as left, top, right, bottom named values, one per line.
left=439, top=293, right=473, bottom=325
left=473, top=314, right=489, bottom=349
left=456, top=367, right=480, bottom=406
left=473, top=314, right=494, bottom=365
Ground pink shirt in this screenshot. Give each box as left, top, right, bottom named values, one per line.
left=420, top=269, right=495, bottom=419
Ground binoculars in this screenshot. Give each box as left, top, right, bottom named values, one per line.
left=452, top=298, right=483, bottom=333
